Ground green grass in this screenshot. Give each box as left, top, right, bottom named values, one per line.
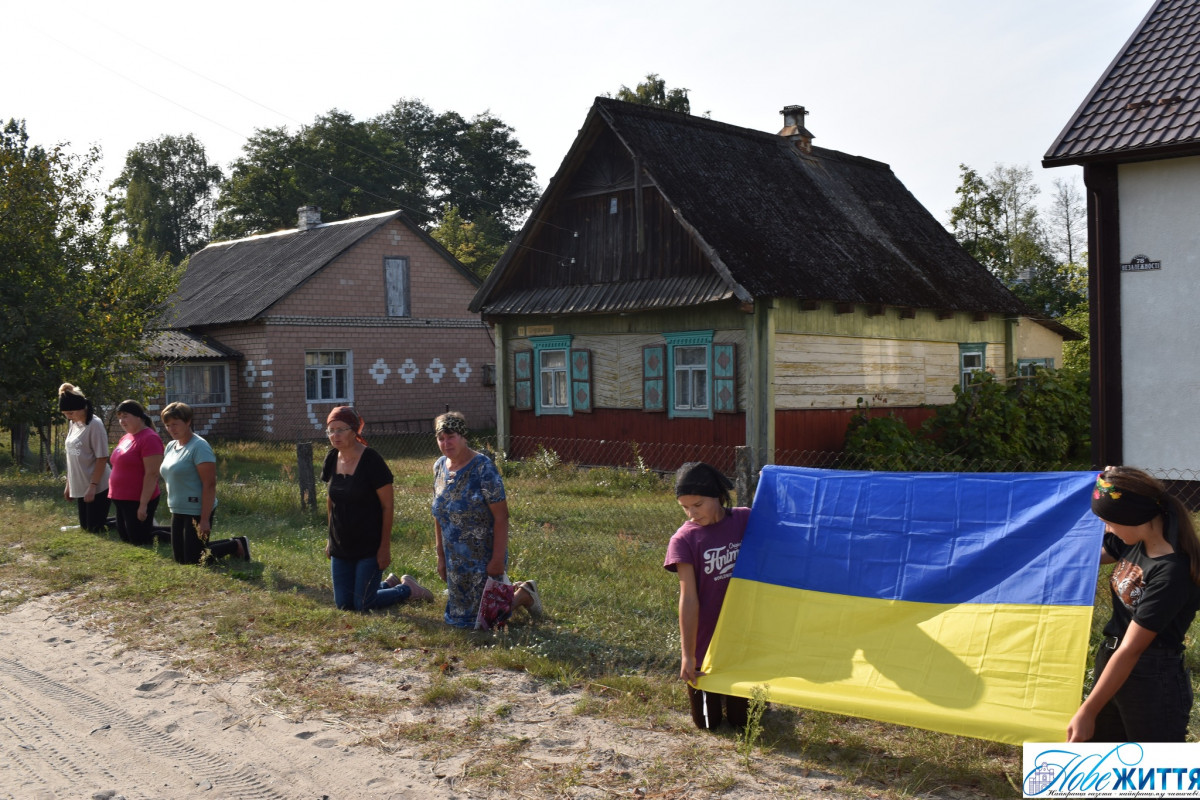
left=6, top=437, right=1198, bottom=798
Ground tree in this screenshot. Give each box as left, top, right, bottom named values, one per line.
left=108, top=134, right=222, bottom=263
left=610, top=73, right=691, bottom=114
left=948, top=163, right=1085, bottom=317
left=431, top=204, right=509, bottom=279
left=1047, top=177, right=1085, bottom=267
left=0, top=119, right=180, bottom=462
left=374, top=100, right=538, bottom=236
left=948, top=164, right=1005, bottom=273
left=213, top=101, right=539, bottom=241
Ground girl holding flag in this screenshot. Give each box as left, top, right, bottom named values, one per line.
left=664, top=461, right=752, bottom=731
left=1068, top=466, right=1200, bottom=742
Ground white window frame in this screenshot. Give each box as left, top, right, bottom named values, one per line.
left=165, top=362, right=229, bottom=407
left=530, top=335, right=572, bottom=416
left=664, top=330, right=714, bottom=419
left=305, top=350, right=353, bottom=403
left=384, top=256, right=410, bottom=317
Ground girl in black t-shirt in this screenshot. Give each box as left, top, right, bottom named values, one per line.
left=320, top=407, right=433, bottom=611
left=1068, top=467, right=1200, bottom=742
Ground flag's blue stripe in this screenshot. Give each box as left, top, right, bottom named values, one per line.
left=736, top=466, right=1101, bottom=606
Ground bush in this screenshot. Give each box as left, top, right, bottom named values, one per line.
left=845, top=368, right=1090, bottom=470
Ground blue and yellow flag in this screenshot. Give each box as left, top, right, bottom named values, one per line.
left=696, top=466, right=1101, bottom=744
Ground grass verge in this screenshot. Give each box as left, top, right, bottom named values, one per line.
left=5, top=441, right=1151, bottom=798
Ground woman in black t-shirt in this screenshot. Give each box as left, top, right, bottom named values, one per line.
left=1068, top=467, right=1200, bottom=742
left=320, top=407, right=432, bottom=611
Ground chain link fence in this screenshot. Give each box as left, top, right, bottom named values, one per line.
left=22, top=422, right=1200, bottom=513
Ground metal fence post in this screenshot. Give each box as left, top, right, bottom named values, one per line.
left=735, top=445, right=757, bottom=507
left=296, top=440, right=316, bottom=511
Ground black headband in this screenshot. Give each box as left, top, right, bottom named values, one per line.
left=58, top=393, right=88, bottom=411
left=675, top=461, right=732, bottom=498
left=1092, top=472, right=1162, bottom=526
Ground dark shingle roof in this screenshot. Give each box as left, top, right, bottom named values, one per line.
left=163, top=211, right=398, bottom=327
left=162, top=210, right=475, bottom=328
left=1044, top=0, right=1200, bottom=165
left=475, top=98, right=1027, bottom=316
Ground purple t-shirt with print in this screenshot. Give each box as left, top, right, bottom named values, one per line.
left=663, top=506, right=751, bottom=665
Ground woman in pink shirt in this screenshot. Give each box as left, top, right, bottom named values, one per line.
left=107, top=400, right=167, bottom=545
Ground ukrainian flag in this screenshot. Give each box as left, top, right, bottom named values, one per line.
left=696, top=466, right=1101, bottom=744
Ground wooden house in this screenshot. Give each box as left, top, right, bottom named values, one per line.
left=156, top=207, right=495, bottom=440
left=1044, top=0, right=1200, bottom=472
left=471, top=98, right=1068, bottom=470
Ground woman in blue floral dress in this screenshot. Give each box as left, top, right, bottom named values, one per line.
left=431, top=412, right=541, bottom=628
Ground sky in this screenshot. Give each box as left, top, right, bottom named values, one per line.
left=7, top=0, right=1152, bottom=226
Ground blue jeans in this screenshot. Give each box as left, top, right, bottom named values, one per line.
left=330, top=556, right=411, bottom=612
left=1091, top=640, right=1193, bottom=742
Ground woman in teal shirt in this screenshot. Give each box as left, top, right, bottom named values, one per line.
left=159, top=402, right=248, bottom=564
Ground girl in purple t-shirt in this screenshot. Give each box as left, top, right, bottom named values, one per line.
left=663, top=461, right=751, bottom=730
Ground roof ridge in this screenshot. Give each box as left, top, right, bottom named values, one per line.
left=205, top=209, right=401, bottom=249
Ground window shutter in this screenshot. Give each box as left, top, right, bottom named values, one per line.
left=712, top=343, right=737, bottom=413
left=570, top=348, right=592, bottom=413
left=513, top=349, right=533, bottom=410
left=643, top=344, right=665, bottom=412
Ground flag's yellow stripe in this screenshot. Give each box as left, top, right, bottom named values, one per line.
left=696, top=578, right=1092, bottom=744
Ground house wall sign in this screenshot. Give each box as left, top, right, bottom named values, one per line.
left=1121, top=254, right=1161, bottom=272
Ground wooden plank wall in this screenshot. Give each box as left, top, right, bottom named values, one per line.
left=774, top=333, right=962, bottom=409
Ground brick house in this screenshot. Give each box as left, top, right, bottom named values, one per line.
left=155, top=207, right=494, bottom=439
left=1044, top=0, right=1200, bottom=472
left=471, top=98, right=1073, bottom=470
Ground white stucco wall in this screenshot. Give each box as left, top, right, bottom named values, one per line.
left=1118, top=156, right=1200, bottom=471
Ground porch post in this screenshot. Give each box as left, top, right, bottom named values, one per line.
left=493, top=321, right=509, bottom=453
left=744, top=299, right=776, bottom=470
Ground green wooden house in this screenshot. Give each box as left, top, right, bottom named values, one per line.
left=471, top=98, right=1071, bottom=470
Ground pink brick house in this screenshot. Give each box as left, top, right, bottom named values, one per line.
left=154, top=207, right=495, bottom=439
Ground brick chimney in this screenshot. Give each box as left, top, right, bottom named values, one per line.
left=778, top=105, right=814, bottom=154
left=297, top=205, right=322, bottom=231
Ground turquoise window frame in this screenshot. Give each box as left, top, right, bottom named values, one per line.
left=959, top=342, right=986, bottom=389
left=530, top=335, right=573, bottom=416
left=664, top=330, right=714, bottom=419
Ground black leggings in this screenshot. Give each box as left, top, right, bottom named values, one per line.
left=170, top=513, right=238, bottom=564
left=111, top=496, right=167, bottom=545
left=76, top=491, right=111, bottom=532
left=688, top=685, right=749, bottom=730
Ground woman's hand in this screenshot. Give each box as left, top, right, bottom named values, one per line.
left=1066, top=707, right=1095, bottom=743
left=377, top=544, right=391, bottom=571
left=83, top=485, right=96, bottom=503
left=680, top=656, right=703, bottom=684
left=324, top=541, right=331, bottom=559
left=436, top=553, right=447, bottom=582
left=486, top=553, right=506, bottom=579
left=63, top=485, right=70, bottom=501
left=137, top=502, right=148, bottom=522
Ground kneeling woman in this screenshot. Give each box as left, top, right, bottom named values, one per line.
left=1068, top=467, right=1200, bottom=742
left=159, top=403, right=248, bottom=564
left=108, top=400, right=167, bottom=545
left=322, top=407, right=431, bottom=611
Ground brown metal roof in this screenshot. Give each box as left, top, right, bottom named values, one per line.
left=478, top=274, right=734, bottom=316
left=1045, top=0, right=1200, bottom=165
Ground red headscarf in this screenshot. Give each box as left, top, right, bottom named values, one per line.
left=327, top=406, right=368, bottom=446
